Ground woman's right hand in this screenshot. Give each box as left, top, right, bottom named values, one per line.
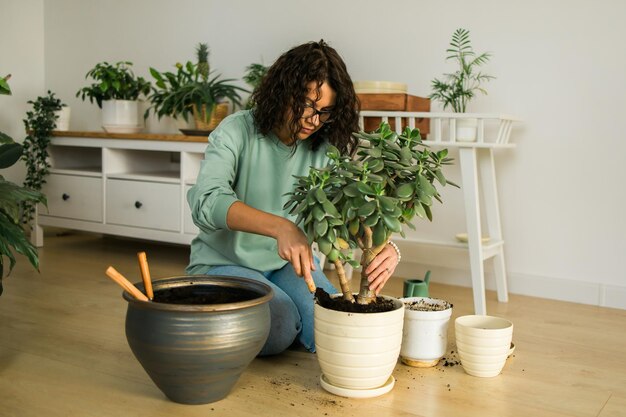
left=275, top=220, right=316, bottom=292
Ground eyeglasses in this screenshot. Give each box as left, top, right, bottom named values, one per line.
left=302, top=102, right=333, bottom=124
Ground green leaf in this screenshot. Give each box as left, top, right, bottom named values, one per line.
left=372, top=221, right=387, bottom=246
left=356, top=182, right=375, bottom=195
left=0, top=143, right=23, bottom=169
left=317, top=238, right=332, bottom=255
left=396, top=183, right=414, bottom=199
left=378, top=195, right=397, bottom=213
left=348, top=218, right=360, bottom=235
left=315, top=187, right=327, bottom=202
left=315, top=219, right=328, bottom=237
left=312, top=205, right=325, bottom=221
left=342, top=182, right=360, bottom=197
left=382, top=214, right=402, bottom=233
left=357, top=200, right=377, bottom=217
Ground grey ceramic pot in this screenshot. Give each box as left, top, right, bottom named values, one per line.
left=123, top=275, right=273, bottom=405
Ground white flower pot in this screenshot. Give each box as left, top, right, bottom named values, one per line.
left=54, top=107, right=71, bottom=131
left=314, top=295, right=404, bottom=398
left=399, top=297, right=452, bottom=367
left=102, top=99, right=142, bottom=133
left=456, top=117, right=478, bottom=142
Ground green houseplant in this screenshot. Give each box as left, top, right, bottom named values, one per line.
left=286, top=122, right=457, bottom=305
left=242, top=62, right=268, bottom=109
left=76, top=61, right=151, bottom=133
left=0, top=74, right=47, bottom=296
left=21, top=91, right=64, bottom=224
left=286, top=122, right=456, bottom=396
left=146, top=43, right=248, bottom=130
left=429, top=28, right=495, bottom=113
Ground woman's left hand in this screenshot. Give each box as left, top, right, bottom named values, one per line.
left=364, top=243, right=399, bottom=295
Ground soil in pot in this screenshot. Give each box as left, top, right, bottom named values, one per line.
left=404, top=298, right=453, bottom=312
left=315, top=288, right=395, bottom=313
left=152, top=284, right=260, bottom=304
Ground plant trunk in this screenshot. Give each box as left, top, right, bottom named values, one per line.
left=356, top=228, right=388, bottom=304
left=333, top=259, right=354, bottom=302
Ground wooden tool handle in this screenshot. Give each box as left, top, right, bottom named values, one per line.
left=137, top=252, right=154, bottom=300
left=105, top=266, right=149, bottom=301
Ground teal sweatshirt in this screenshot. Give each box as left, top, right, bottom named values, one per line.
left=186, top=110, right=330, bottom=274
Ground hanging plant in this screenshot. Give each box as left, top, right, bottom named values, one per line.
left=21, top=91, right=64, bottom=225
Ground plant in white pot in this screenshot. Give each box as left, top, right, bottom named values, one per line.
left=285, top=122, right=456, bottom=397
left=76, top=61, right=151, bottom=133
left=429, top=28, right=495, bottom=141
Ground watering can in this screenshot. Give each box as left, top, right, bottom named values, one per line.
left=403, top=270, right=431, bottom=298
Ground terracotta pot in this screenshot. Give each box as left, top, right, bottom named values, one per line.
left=123, top=275, right=272, bottom=404
left=314, top=294, right=404, bottom=397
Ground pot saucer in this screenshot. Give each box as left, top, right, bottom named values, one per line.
left=319, top=374, right=395, bottom=398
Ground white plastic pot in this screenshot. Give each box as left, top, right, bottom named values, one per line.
left=54, top=107, right=71, bottom=131
left=455, top=117, right=478, bottom=142
left=399, top=297, right=452, bottom=367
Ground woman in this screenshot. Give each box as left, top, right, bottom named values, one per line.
left=187, top=40, right=399, bottom=356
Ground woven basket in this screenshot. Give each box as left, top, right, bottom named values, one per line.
left=193, top=102, right=229, bottom=131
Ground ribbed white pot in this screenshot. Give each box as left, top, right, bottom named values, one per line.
left=314, top=295, right=404, bottom=391
left=54, top=107, right=71, bottom=131
left=102, top=99, right=141, bottom=133
left=399, top=297, right=452, bottom=367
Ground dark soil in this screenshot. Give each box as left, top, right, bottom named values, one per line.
left=404, top=299, right=453, bottom=311
left=152, top=285, right=261, bottom=305
left=314, top=288, right=396, bottom=313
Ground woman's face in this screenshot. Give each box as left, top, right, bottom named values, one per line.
left=276, top=81, right=336, bottom=144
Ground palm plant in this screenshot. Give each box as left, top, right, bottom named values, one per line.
left=145, top=43, right=248, bottom=126
left=286, top=122, right=457, bottom=305
left=429, top=28, right=495, bottom=113
left=0, top=74, right=46, bottom=296
left=242, top=62, right=268, bottom=109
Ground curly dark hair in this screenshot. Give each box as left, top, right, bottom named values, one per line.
left=251, top=40, right=360, bottom=156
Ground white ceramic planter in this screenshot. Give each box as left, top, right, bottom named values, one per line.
left=314, top=295, right=404, bottom=397
left=455, top=117, right=478, bottom=142
left=102, top=99, right=142, bottom=133
left=54, top=107, right=71, bottom=131
left=455, top=315, right=514, bottom=378
left=399, top=297, right=452, bottom=367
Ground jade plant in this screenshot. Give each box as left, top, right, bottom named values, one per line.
left=429, top=28, right=495, bottom=113
left=0, top=74, right=46, bottom=296
left=285, top=122, right=457, bottom=304
left=21, top=91, right=64, bottom=224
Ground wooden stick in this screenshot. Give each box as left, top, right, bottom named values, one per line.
left=137, top=251, right=154, bottom=300
left=105, top=266, right=149, bottom=301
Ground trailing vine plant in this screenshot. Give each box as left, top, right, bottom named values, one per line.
left=21, top=91, right=64, bottom=225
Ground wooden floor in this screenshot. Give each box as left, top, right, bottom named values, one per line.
left=1, top=231, right=625, bottom=417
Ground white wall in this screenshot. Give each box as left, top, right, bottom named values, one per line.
left=8, top=0, right=624, bottom=308
left=0, top=0, right=45, bottom=183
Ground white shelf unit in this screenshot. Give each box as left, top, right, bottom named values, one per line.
left=359, top=112, right=520, bottom=315
left=35, top=137, right=206, bottom=247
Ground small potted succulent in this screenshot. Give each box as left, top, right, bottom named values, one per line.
left=0, top=74, right=47, bottom=296
left=286, top=122, right=457, bottom=396
left=145, top=43, right=248, bottom=133
left=429, top=28, right=495, bottom=141
left=76, top=61, right=151, bottom=133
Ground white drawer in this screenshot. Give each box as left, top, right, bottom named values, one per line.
left=106, top=179, right=180, bottom=231
left=183, top=185, right=199, bottom=235
left=41, top=174, right=102, bottom=222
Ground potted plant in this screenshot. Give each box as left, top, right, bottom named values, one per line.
left=145, top=43, right=248, bottom=133
left=242, top=62, right=268, bottom=109
left=285, top=122, right=457, bottom=396
left=0, top=74, right=47, bottom=296
left=429, top=28, right=495, bottom=141
left=399, top=296, right=453, bottom=367
left=76, top=61, right=151, bottom=133
left=21, top=91, right=64, bottom=225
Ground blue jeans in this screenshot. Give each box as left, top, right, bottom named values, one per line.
left=202, top=258, right=337, bottom=356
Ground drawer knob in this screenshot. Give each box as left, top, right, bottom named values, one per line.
left=134, top=201, right=143, bottom=209
left=62, top=193, right=70, bottom=201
